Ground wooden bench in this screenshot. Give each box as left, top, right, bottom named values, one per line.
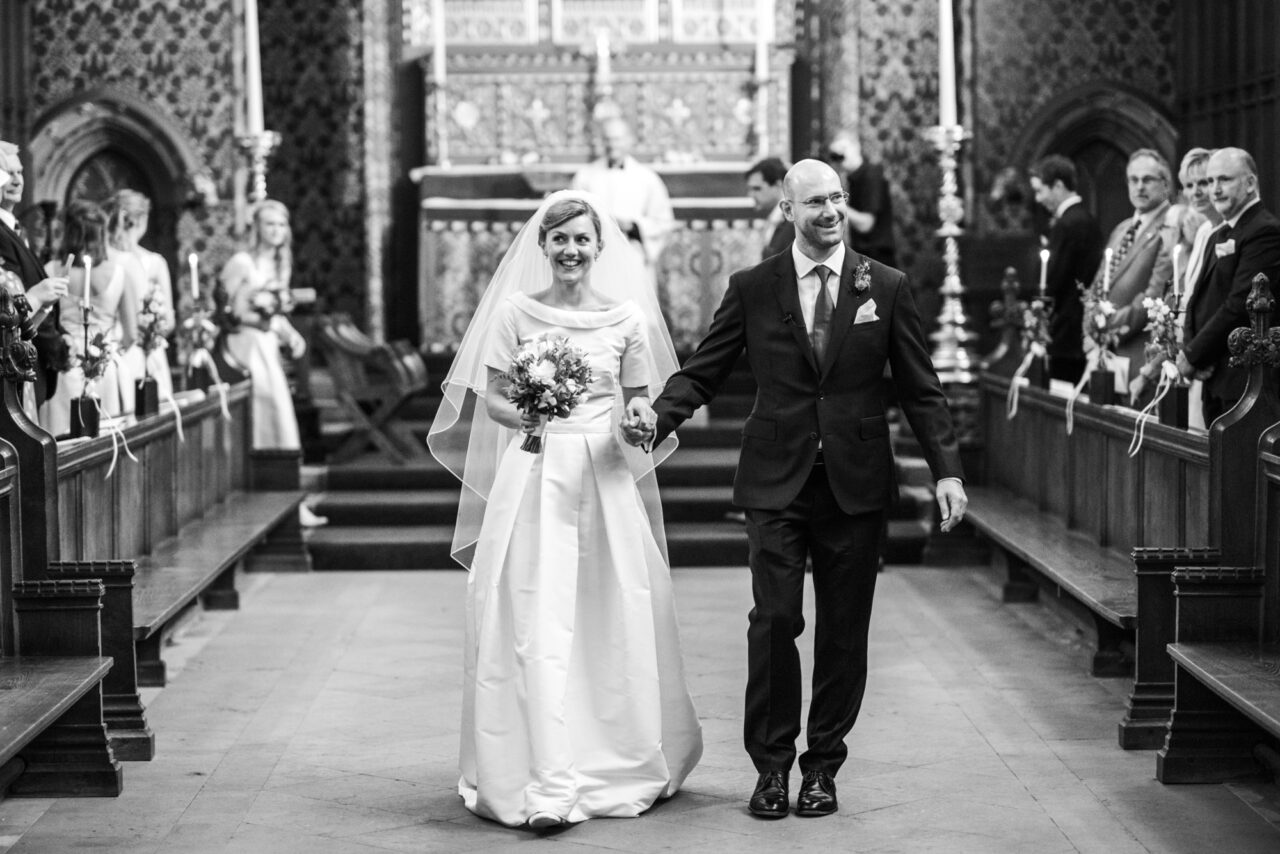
left=965, top=485, right=1136, bottom=675
left=315, top=313, right=429, bottom=463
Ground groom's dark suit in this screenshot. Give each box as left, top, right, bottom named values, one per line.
left=652, top=247, right=963, bottom=776
left=0, top=218, right=67, bottom=400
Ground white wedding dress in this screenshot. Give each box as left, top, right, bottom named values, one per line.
left=461, top=293, right=702, bottom=826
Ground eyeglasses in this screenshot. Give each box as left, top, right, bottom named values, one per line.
left=796, top=191, right=849, bottom=209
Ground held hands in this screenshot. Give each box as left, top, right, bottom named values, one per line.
left=621, top=397, right=656, bottom=447
left=936, top=479, right=968, bottom=534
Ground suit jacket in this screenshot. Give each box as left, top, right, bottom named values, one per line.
left=653, top=250, right=963, bottom=514
left=1045, top=203, right=1104, bottom=363
left=0, top=220, right=66, bottom=397
left=1092, top=204, right=1172, bottom=379
left=763, top=220, right=794, bottom=260
left=1184, top=201, right=1280, bottom=406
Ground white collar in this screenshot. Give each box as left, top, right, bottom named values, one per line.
left=791, top=241, right=846, bottom=280
left=1131, top=202, right=1167, bottom=230
left=1226, top=197, right=1261, bottom=230
left=1055, top=194, right=1082, bottom=218
left=0, top=208, right=16, bottom=232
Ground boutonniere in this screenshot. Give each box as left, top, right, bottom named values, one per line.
left=853, top=260, right=871, bottom=294
left=1215, top=239, right=1237, bottom=258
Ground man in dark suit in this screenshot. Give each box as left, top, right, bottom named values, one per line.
left=1178, top=147, right=1280, bottom=423
left=0, top=140, right=68, bottom=404
left=828, top=133, right=897, bottom=267
left=1029, top=154, right=1105, bottom=382
left=631, top=159, right=966, bottom=819
left=746, top=157, right=794, bottom=260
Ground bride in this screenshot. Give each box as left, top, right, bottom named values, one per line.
left=428, top=191, right=702, bottom=828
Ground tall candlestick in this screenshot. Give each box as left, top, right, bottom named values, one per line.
left=432, top=0, right=446, bottom=86
left=754, top=0, right=771, bottom=83
left=81, top=254, right=92, bottom=309
left=1171, top=243, right=1182, bottom=299
left=189, top=253, right=199, bottom=302
left=244, top=0, right=265, bottom=136
left=595, top=28, right=611, bottom=88
left=938, top=0, right=957, bottom=127
left=1102, top=247, right=1113, bottom=294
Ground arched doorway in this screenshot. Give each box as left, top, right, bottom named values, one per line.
left=1013, top=84, right=1178, bottom=233
left=26, top=88, right=210, bottom=305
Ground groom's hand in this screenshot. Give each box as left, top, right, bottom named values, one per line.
left=936, top=478, right=968, bottom=533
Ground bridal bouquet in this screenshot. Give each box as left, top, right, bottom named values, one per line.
left=502, top=335, right=593, bottom=453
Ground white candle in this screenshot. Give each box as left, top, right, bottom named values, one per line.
left=244, top=0, right=265, bottom=136
left=754, top=0, right=771, bottom=83
left=595, top=28, right=611, bottom=87
left=81, top=254, right=92, bottom=309
left=189, top=253, right=199, bottom=302
left=1038, top=249, right=1049, bottom=296
left=432, top=0, right=446, bottom=86
left=1171, top=243, right=1182, bottom=299
left=938, top=0, right=957, bottom=127
left=1103, top=247, right=1113, bottom=294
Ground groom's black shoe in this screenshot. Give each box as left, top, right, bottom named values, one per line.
left=748, top=770, right=789, bottom=818
left=795, top=770, right=837, bottom=817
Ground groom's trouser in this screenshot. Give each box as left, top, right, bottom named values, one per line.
left=743, top=461, right=884, bottom=777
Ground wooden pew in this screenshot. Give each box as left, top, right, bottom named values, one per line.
left=315, top=313, right=429, bottom=463
left=1157, top=276, right=1280, bottom=782
left=0, top=290, right=121, bottom=797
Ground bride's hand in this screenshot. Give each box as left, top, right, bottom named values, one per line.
left=519, top=410, right=541, bottom=434
left=622, top=397, right=656, bottom=446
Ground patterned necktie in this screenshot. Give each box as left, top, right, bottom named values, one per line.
left=811, top=266, right=835, bottom=363
left=1107, top=219, right=1140, bottom=281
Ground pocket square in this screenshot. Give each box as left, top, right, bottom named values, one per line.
left=854, top=299, right=879, bottom=324
left=1216, top=239, right=1236, bottom=258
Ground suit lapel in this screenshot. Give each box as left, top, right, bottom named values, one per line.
left=771, top=253, right=819, bottom=374
left=1110, top=206, right=1166, bottom=281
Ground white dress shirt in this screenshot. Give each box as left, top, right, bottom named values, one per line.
left=791, top=241, right=844, bottom=335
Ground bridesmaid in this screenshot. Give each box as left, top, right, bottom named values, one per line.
left=105, top=189, right=175, bottom=400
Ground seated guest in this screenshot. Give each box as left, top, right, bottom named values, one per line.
left=1086, top=148, right=1173, bottom=390
left=41, top=201, right=139, bottom=436
left=745, top=156, right=793, bottom=259
left=106, top=189, right=175, bottom=401
left=1029, top=154, right=1104, bottom=382
left=1179, top=147, right=1280, bottom=424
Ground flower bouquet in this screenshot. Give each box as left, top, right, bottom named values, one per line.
left=134, top=288, right=165, bottom=417
left=1066, top=278, right=1129, bottom=433
left=502, top=335, right=592, bottom=453
left=1006, top=296, right=1053, bottom=420
left=1127, top=292, right=1189, bottom=452
left=71, top=329, right=117, bottom=438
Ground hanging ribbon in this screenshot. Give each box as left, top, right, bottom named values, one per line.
left=161, top=388, right=185, bottom=443
left=1006, top=342, right=1046, bottom=421
left=188, top=348, right=231, bottom=421
left=1065, top=348, right=1119, bottom=435
left=1127, top=360, right=1181, bottom=458
left=81, top=395, right=138, bottom=480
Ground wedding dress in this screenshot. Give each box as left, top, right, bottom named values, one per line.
left=458, top=292, right=702, bottom=826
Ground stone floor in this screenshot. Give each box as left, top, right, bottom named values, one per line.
left=2, top=565, right=1279, bottom=853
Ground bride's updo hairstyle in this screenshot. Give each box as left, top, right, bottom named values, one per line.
left=537, top=197, right=604, bottom=252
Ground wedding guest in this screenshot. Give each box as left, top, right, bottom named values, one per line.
left=1029, top=154, right=1105, bottom=382
left=1086, top=148, right=1173, bottom=388
left=41, top=200, right=138, bottom=436
left=746, top=156, right=794, bottom=259
left=571, top=118, right=674, bottom=287
left=106, top=189, right=175, bottom=401
left=1179, top=147, right=1280, bottom=424
left=828, top=131, right=897, bottom=267
left=219, top=200, right=325, bottom=526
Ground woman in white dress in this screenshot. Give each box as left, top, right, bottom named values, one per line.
left=41, top=200, right=138, bottom=436
left=106, top=189, right=175, bottom=400
left=219, top=199, right=306, bottom=451
left=428, top=192, right=702, bottom=829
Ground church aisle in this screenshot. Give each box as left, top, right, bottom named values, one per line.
left=1, top=566, right=1277, bottom=853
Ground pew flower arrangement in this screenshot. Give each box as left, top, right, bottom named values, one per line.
left=77, top=329, right=118, bottom=386
left=1066, top=278, right=1130, bottom=434
left=1006, top=296, right=1054, bottom=420
left=502, top=334, right=593, bottom=453
left=136, top=289, right=166, bottom=369
left=1126, top=292, right=1188, bottom=456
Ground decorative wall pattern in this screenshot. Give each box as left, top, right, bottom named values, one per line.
left=971, top=0, right=1176, bottom=235
left=259, top=0, right=369, bottom=322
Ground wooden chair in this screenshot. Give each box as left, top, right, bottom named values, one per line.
left=315, top=314, right=430, bottom=463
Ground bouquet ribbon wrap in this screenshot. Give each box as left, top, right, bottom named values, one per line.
left=1065, top=348, right=1121, bottom=435
left=1128, top=360, right=1182, bottom=458
left=188, top=348, right=231, bottom=421
left=1006, top=342, right=1046, bottom=421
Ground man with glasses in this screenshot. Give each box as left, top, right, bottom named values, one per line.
left=637, top=159, right=967, bottom=820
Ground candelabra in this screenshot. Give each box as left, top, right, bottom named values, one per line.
left=924, top=123, right=977, bottom=384
left=237, top=131, right=281, bottom=203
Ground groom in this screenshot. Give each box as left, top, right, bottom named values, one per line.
left=630, top=158, right=966, bottom=818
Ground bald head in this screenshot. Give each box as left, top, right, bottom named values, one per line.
left=0, top=140, right=21, bottom=211
left=780, top=159, right=847, bottom=259
left=1206, top=146, right=1260, bottom=221
left=0, top=140, right=19, bottom=174
left=783, top=159, right=842, bottom=200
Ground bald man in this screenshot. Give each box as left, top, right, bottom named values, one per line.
left=638, top=159, right=966, bottom=819
left=1178, top=146, right=1280, bottom=424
